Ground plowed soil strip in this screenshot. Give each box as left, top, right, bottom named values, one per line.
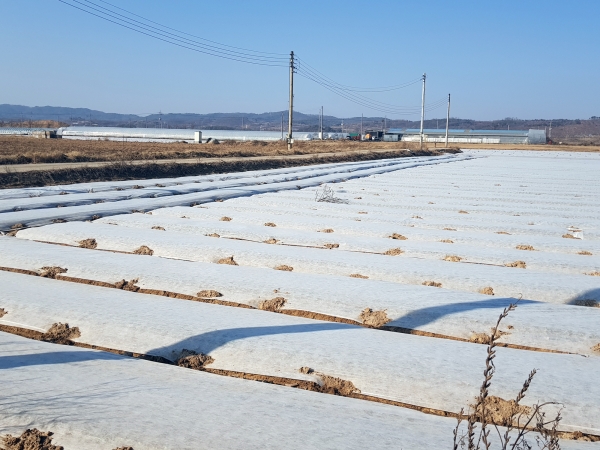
left=0, top=264, right=574, bottom=354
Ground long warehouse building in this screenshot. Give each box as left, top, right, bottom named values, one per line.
left=385, top=128, right=547, bottom=144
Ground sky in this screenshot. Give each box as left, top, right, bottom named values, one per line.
left=0, top=0, right=598, bottom=120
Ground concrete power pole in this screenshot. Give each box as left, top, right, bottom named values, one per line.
left=281, top=113, right=284, bottom=140
left=287, top=51, right=295, bottom=150
left=445, top=93, right=451, bottom=148
left=320, top=106, right=323, bottom=140
left=420, top=73, right=426, bottom=149
left=361, top=113, right=363, bottom=138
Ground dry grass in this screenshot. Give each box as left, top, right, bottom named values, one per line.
left=593, top=344, right=600, bottom=353
left=39, top=266, right=67, bottom=279
left=324, top=243, right=339, bottom=249
left=349, top=273, right=369, bottom=279
left=0, top=308, right=6, bottom=318
left=515, top=245, right=535, bottom=251
left=389, top=233, right=407, bottom=240
left=505, top=260, right=527, bottom=269
left=114, top=279, right=140, bottom=292
left=197, top=290, right=223, bottom=298
left=217, top=256, right=238, bottom=265
left=422, top=280, right=442, bottom=288
left=384, top=248, right=404, bottom=256
left=479, top=287, right=495, bottom=296
left=133, top=245, right=154, bottom=255
left=444, top=255, right=463, bottom=262
left=264, top=222, right=277, bottom=227
left=319, top=228, right=334, bottom=233
left=258, top=296, right=287, bottom=311
left=220, top=216, right=232, bottom=222
left=562, top=233, right=580, bottom=239
left=78, top=238, right=97, bottom=249
left=274, top=264, right=293, bottom=271
left=578, top=250, right=593, bottom=255
left=206, top=233, right=220, bottom=238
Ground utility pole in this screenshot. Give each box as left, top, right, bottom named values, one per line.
left=287, top=51, right=295, bottom=150
left=361, top=113, right=363, bottom=138
left=549, top=120, right=552, bottom=140
left=320, top=106, right=324, bottom=140
left=281, top=113, right=283, bottom=140
left=420, top=73, right=426, bottom=149
left=445, top=93, right=451, bottom=148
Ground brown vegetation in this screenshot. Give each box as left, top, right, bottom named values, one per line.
left=263, top=238, right=279, bottom=244
left=39, top=266, right=67, bottom=279
left=319, top=228, right=334, bottom=233
left=324, top=243, right=339, bottom=249
left=562, top=233, right=579, bottom=239
left=220, top=216, right=232, bottom=222
left=152, top=226, right=166, bottom=231
left=440, top=239, right=454, bottom=243
left=586, top=271, right=600, bottom=276
left=444, top=255, right=463, bottom=262
left=115, top=279, right=140, bottom=292
left=578, top=250, right=593, bottom=255
left=264, top=222, right=276, bottom=227
left=496, top=231, right=511, bottom=235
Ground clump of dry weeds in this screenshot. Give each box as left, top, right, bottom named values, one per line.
left=324, top=243, right=339, bottom=249
left=389, top=233, right=407, bottom=240
left=317, top=374, right=361, bottom=396
left=479, top=287, right=495, bottom=296
left=359, top=308, right=391, bottom=327
left=319, top=228, right=334, bottom=233
left=263, top=238, right=279, bottom=244
left=275, top=264, right=293, bottom=271
left=115, top=279, right=140, bottom=292
left=206, top=233, right=220, bottom=238
left=350, top=273, right=369, bottom=279
left=384, top=248, right=404, bottom=256
left=175, top=349, right=214, bottom=370
left=197, top=290, right=223, bottom=298
left=440, top=239, right=454, bottom=243
left=423, top=281, right=442, bottom=288
left=496, top=231, right=511, bottom=235
left=264, top=222, right=277, bottom=227
left=133, top=245, right=154, bottom=255
left=217, top=256, right=238, bottom=266
left=42, top=323, right=81, bottom=345
left=505, top=261, right=527, bottom=269
left=578, top=251, right=592, bottom=255
left=459, top=210, right=469, bottom=214
left=258, top=297, right=287, bottom=311
left=78, top=238, right=97, bottom=249
left=220, top=216, right=232, bottom=222
left=3, top=429, right=64, bottom=450
left=585, top=271, right=600, bottom=276
left=592, top=344, right=600, bottom=353
left=152, top=226, right=166, bottom=231
left=39, top=266, right=67, bottom=279
left=444, top=227, right=457, bottom=231
left=515, top=245, right=535, bottom=251
left=444, top=255, right=463, bottom=262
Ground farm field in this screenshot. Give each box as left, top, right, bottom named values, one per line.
left=1, top=150, right=599, bottom=448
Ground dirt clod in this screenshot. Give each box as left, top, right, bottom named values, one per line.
left=220, top=216, right=232, bottom=222
left=516, top=245, right=535, bottom=251
left=444, top=255, right=462, bottom=262
left=39, top=266, right=67, bottom=279
left=389, top=233, right=407, bottom=240
left=471, top=396, right=531, bottom=427
left=573, top=299, right=599, bottom=307
left=275, top=264, right=293, bottom=271
left=324, top=243, right=339, bottom=249
left=42, top=323, right=81, bottom=344
left=217, top=256, right=238, bottom=265
left=264, top=222, right=277, bottom=227
left=258, top=297, right=287, bottom=311
left=349, top=273, right=369, bottom=279
left=384, top=248, right=403, bottom=256
left=359, top=308, right=391, bottom=327
left=176, top=349, right=214, bottom=370
left=115, top=279, right=140, bottom=292
left=496, top=231, right=511, bottom=235
left=78, top=238, right=97, bottom=249
left=206, top=233, right=220, bottom=238
left=299, top=366, right=314, bottom=374
left=197, top=290, right=223, bottom=298
left=133, top=245, right=154, bottom=255
left=562, top=233, right=580, bottom=239
left=3, top=429, right=64, bottom=450
left=505, top=260, right=527, bottom=269
left=151, top=226, right=166, bottom=231
left=317, top=373, right=361, bottom=396
left=319, top=228, right=334, bottom=233
left=479, top=286, right=495, bottom=296
left=263, top=238, right=279, bottom=244
left=422, top=281, right=442, bottom=288
left=578, top=250, right=593, bottom=255
left=440, top=239, right=454, bottom=243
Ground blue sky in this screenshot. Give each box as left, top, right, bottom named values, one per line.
left=1, top=0, right=598, bottom=120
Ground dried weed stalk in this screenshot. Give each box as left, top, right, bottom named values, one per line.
left=314, top=185, right=349, bottom=204
left=453, top=303, right=563, bottom=450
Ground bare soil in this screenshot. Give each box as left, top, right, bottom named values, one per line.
left=389, top=233, right=407, bottom=240
left=115, top=279, right=140, bottom=292
left=274, top=264, right=293, bottom=271
left=217, top=256, right=238, bottom=265
left=443, top=255, right=463, bottom=262
left=478, top=287, right=495, bottom=296
left=258, top=297, right=287, bottom=312
left=471, top=396, right=531, bottom=427
left=359, top=308, right=391, bottom=327
left=197, top=290, right=223, bottom=298
left=384, top=248, right=404, bottom=256
left=505, top=260, right=527, bottom=269
left=78, top=238, right=97, bottom=249
left=2, top=428, right=64, bottom=450
left=39, top=266, right=67, bottom=279
left=133, top=245, right=154, bottom=255
left=42, top=323, right=81, bottom=345
left=175, top=349, right=214, bottom=369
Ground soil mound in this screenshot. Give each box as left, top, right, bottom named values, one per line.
left=318, top=374, right=361, bottom=396
left=176, top=349, right=214, bottom=370
left=133, top=245, right=154, bottom=255
left=299, top=366, right=314, bottom=374
left=3, top=429, right=63, bottom=450
left=115, top=279, right=140, bottom=292
left=516, top=244, right=535, bottom=251
left=562, top=233, right=580, bottom=239
left=505, top=260, right=527, bottom=269
left=359, top=308, right=391, bottom=327
left=324, top=243, right=339, bottom=249
left=471, top=396, right=531, bottom=427
left=217, top=256, right=238, bottom=265
left=0, top=308, right=6, bottom=318
left=263, top=238, right=279, bottom=244
left=469, top=329, right=509, bottom=345
left=349, top=273, right=368, bottom=279
left=479, top=286, right=495, bottom=296
left=573, top=299, right=599, bottom=307
left=42, top=323, right=81, bottom=344
left=39, top=266, right=67, bottom=279
left=151, top=226, right=165, bottom=231
left=206, top=233, right=220, bottom=238
left=389, top=233, right=407, bottom=240
left=197, top=290, right=223, bottom=298
left=422, top=280, right=442, bottom=288
left=443, top=255, right=462, bottom=262
left=275, top=265, right=293, bottom=271
left=319, top=228, right=334, bottom=233
left=264, top=222, right=277, bottom=227
left=220, top=216, right=232, bottom=222
left=440, top=239, right=454, bottom=243
left=78, top=238, right=97, bottom=249
left=258, top=297, right=287, bottom=312
left=578, top=250, right=593, bottom=255
left=384, top=248, right=403, bottom=256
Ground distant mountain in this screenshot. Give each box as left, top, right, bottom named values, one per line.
left=1, top=104, right=598, bottom=139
